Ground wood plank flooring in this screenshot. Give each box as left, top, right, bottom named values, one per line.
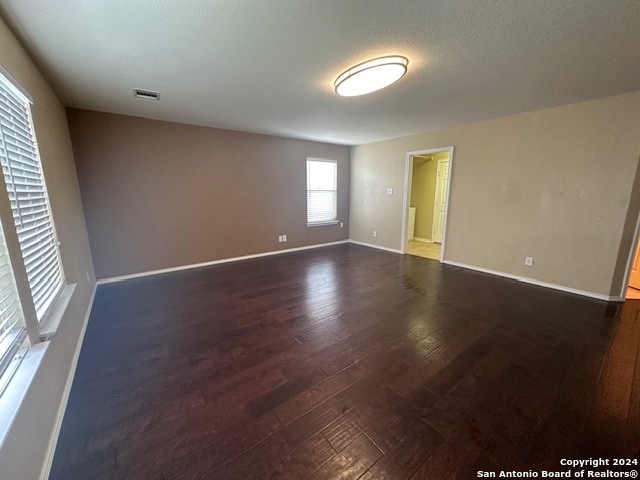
left=50, top=244, right=640, bottom=479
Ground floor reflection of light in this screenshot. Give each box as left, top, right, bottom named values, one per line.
left=405, top=316, right=447, bottom=367
left=399, top=256, right=448, bottom=362
left=303, top=259, right=339, bottom=325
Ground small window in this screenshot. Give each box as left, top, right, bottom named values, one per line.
left=306, top=159, right=337, bottom=225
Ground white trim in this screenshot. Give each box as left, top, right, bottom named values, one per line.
left=619, top=211, right=640, bottom=299
left=306, top=157, right=337, bottom=164
left=348, top=239, right=402, bottom=254
left=0, top=63, right=32, bottom=103
left=0, top=342, right=49, bottom=449
left=307, top=220, right=340, bottom=227
left=444, top=260, right=620, bottom=301
left=97, top=241, right=350, bottom=285
left=412, top=237, right=432, bottom=244
left=401, top=146, right=454, bottom=263
left=39, top=283, right=97, bottom=480
left=39, top=284, right=77, bottom=340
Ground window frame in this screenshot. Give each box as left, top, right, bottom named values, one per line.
left=0, top=68, right=67, bottom=393
left=0, top=70, right=65, bottom=328
left=306, top=158, right=338, bottom=227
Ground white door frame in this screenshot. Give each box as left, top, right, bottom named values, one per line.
left=619, top=210, right=640, bottom=299
left=401, top=146, right=454, bottom=262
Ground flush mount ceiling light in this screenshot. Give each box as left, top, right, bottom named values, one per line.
left=334, top=55, right=408, bottom=97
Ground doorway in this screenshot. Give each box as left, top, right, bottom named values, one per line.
left=402, top=147, right=454, bottom=261
left=626, top=240, right=640, bottom=299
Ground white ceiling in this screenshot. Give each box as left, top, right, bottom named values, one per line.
left=1, top=0, right=639, bottom=146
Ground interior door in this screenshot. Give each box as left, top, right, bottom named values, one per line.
left=629, top=241, right=640, bottom=290
left=431, top=159, right=449, bottom=243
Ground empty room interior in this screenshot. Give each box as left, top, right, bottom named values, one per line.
left=0, top=1, right=639, bottom=479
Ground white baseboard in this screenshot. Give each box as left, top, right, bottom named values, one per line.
left=348, top=239, right=403, bottom=254
left=99, top=240, right=618, bottom=300
left=40, top=283, right=97, bottom=480
left=97, top=240, right=350, bottom=285
left=443, top=260, right=620, bottom=301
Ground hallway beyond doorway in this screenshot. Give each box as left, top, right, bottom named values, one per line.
left=407, top=240, right=441, bottom=260
left=626, top=286, right=640, bottom=299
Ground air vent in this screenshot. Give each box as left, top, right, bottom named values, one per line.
left=133, top=88, right=160, bottom=100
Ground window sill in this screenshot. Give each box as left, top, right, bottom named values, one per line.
left=0, top=341, right=49, bottom=448
left=39, top=283, right=76, bottom=341
left=307, top=220, right=340, bottom=227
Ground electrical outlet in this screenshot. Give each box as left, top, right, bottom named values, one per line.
left=278, top=235, right=283, bottom=243
left=524, top=256, right=533, bottom=266
left=373, top=230, right=377, bottom=238
left=282, top=234, right=287, bottom=242
left=340, top=222, right=344, bottom=228
left=386, top=188, right=393, bottom=195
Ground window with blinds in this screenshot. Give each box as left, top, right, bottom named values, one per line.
left=0, top=73, right=63, bottom=322
left=0, top=217, right=27, bottom=392
left=306, top=159, right=337, bottom=225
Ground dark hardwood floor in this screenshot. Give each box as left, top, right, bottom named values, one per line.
left=50, top=244, right=640, bottom=479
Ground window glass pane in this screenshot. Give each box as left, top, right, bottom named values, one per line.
left=307, top=161, right=336, bottom=190
left=307, top=160, right=337, bottom=224
left=0, top=215, right=27, bottom=387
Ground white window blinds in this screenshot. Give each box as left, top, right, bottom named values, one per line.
left=0, top=217, right=27, bottom=388
left=307, top=159, right=337, bottom=225
left=0, top=74, right=63, bottom=322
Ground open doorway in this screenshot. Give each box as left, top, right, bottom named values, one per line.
left=625, top=238, right=640, bottom=300
left=621, top=205, right=640, bottom=300
left=401, top=146, right=454, bottom=261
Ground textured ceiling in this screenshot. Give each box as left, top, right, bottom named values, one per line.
left=1, top=0, right=639, bottom=145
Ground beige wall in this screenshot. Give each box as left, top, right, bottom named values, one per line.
left=68, top=109, right=350, bottom=279
left=0, top=16, right=95, bottom=480
left=410, top=151, right=449, bottom=240
left=351, top=92, right=640, bottom=298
